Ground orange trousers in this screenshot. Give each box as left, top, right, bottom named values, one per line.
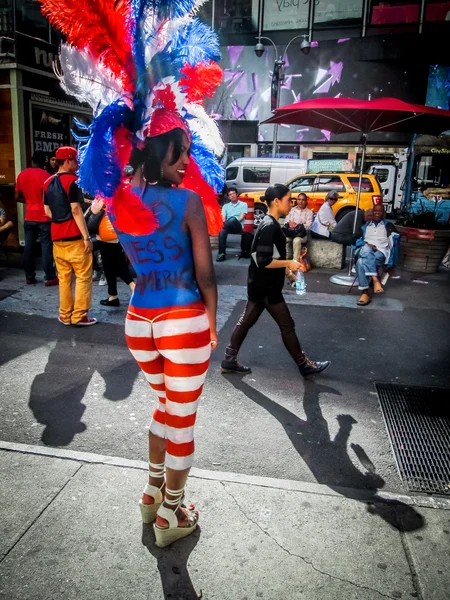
left=53, top=240, right=93, bottom=324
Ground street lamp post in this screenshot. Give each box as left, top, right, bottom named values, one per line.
left=255, top=34, right=311, bottom=158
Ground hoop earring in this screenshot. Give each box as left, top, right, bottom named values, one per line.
left=142, top=164, right=158, bottom=186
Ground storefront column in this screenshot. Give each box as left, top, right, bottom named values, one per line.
left=10, top=68, right=26, bottom=245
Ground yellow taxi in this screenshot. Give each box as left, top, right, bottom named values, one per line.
left=239, top=172, right=382, bottom=227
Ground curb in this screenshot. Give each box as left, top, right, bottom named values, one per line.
left=1, top=440, right=450, bottom=511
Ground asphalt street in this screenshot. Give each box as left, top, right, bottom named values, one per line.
left=1, top=259, right=449, bottom=498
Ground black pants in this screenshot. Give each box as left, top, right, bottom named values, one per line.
left=23, top=221, right=56, bottom=281
left=97, top=241, right=133, bottom=296
left=218, top=218, right=243, bottom=255
left=330, top=231, right=358, bottom=246
left=229, top=297, right=304, bottom=366
left=310, top=230, right=330, bottom=241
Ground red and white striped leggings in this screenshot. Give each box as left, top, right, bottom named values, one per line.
left=125, top=303, right=211, bottom=471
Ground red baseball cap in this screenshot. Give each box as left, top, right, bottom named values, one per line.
left=55, top=146, right=78, bottom=161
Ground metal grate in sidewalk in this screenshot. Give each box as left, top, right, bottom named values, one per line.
left=376, top=383, right=450, bottom=495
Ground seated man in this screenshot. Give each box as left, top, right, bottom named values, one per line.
left=0, top=204, right=14, bottom=243
left=355, top=204, right=398, bottom=306
left=216, top=187, right=248, bottom=262
left=284, top=193, right=313, bottom=261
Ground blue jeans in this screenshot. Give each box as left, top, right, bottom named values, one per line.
left=355, top=244, right=385, bottom=290
left=23, top=221, right=56, bottom=281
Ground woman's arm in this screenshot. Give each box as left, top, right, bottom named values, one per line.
left=185, top=193, right=218, bottom=348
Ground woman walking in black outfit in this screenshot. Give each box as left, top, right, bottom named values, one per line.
left=91, top=198, right=135, bottom=306
left=221, top=184, right=330, bottom=377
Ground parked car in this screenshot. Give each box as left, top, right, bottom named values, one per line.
left=240, top=172, right=383, bottom=227
left=225, top=158, right=308, bottom=195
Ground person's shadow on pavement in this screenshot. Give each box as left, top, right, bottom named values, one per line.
left=28, top=329, right=140, bottom=446
left=141, top=524, right=202, bottom=600
left=226, top=377, right=425, bottom=533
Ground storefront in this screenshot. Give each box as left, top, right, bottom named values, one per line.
left=0, top=33, right=91, bottom=248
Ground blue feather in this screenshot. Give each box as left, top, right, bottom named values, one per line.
left=156, top=18, right=221, bottom=74
left=75, top=101, right=132, bottom=198
left=190, top=132, right=224, bottom=193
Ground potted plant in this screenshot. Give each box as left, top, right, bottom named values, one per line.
left=395, top=196, right=450, bottom=273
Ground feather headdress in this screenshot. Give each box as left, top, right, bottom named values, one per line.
left=38, top=0, right=224, bottom=235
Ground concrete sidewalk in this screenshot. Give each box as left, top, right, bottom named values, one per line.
left=1, top=444, right=449, bottom=600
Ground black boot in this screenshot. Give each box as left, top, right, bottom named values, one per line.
left=298, top=354, right=330, bottom=377
left=221, top=346, right=252, bottom=374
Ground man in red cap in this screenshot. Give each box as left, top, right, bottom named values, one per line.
left=44, top=146, right=96, bottom=326
left=15, top=151, right=58, bottom=286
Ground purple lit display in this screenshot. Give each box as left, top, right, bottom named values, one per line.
left=206, top=37, right=425, bottom=143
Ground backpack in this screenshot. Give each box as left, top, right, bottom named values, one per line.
left=45, top=174, right=75, bottom=223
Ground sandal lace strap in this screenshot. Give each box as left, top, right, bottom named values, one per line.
left=164, top=487, right=185, bottom=507
left=149, top=462, right=165, bottom=479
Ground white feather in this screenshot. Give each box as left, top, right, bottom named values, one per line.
left=57, top=45, right=124, bottom=114
left=185, top=102, right=225, bottom=157
left=144, top=15, right=191, bottom=67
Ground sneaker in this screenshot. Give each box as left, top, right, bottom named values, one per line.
left=58, top=315, right=71, bottom=326
left=26, top=277, right=37, bottom=285
left=98, top=275, right=107, bottom=286
left=93, top=271, right=102, bottom=282
left=45, top=277, right=59, bottom=287
left=216, top=253, right=226, bottom=262
left=298, top=357, right=330, bottom=377
left=73, top=316, right=97, bottom=326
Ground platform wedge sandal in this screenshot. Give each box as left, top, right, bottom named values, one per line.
left=154, top=487, right=199, bottom=548
left=139, top=462, right=165, bottom=524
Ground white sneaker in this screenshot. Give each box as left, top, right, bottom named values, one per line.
left=98, top=275, right=107, bottom=286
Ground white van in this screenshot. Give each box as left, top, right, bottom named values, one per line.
left=225, top=158, right=308, bottom=194
left=368, top=149, right=408, bottom=213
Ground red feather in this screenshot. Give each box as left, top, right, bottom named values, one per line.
left=152, top=85, right=178, bottom=111
left=38, top=0, right=134, bottom=89
left=179, top=62, right=223, bottom=105
left=106, top=128, right=159, bottom=236
left=179, top=157, right=222, bottom=235
left=109, top=181, right=159, bottom=236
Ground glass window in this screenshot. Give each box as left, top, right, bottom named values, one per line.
left=216, top=0, right=256, bottom=33
left=348, top=177, right=375, bottom=193
left=263, top=0, right=308, bottom=30
left=426, top=1, right=450, bottom=22
left=315, top=0, right=363, bottom=28
left=372, top=168, right=389, bottom=184
left=288, top=176, right=316, bottom=193
left=243, top=167, right=270, bottom=184
left=371, top=0, right=420, bottom=25
left=226, top=166, right=239, bottom=180
left=317, top=176, right=345, bottom=193
left=15, top=0, right=50, bottom=39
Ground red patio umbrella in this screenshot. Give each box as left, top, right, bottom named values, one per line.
left=262, top=97, right=450, bottom=285
left=262, top=97, right=450, bottom=135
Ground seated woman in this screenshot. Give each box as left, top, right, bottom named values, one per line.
left=284, top=193, right=314, bottom=261
left=310, top=190, right=338, bottom=240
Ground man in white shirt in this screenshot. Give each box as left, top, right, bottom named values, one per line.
left=216, top=187, right=248, bottom=262
left=355, top=204, right=397, bottom=305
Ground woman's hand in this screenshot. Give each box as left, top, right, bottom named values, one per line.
left=91, top=198, right=105, bottom=215
left=287, top=260, right=301, bottom=272
left=210, top=330, right=218, bottom=351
